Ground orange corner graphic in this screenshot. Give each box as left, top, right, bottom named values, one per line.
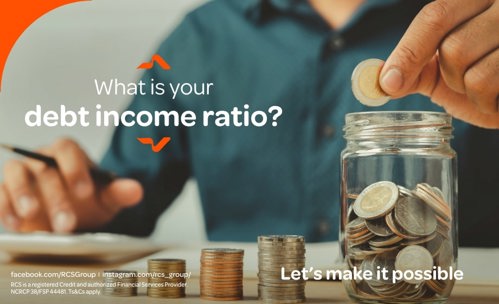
left=0, top=0, right=90, bottom=91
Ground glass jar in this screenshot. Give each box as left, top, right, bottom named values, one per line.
left=340, top=111, right=458, bottom=303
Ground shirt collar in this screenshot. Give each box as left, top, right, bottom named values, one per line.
left=246, top=0, right=402, bottom=25
left=266, top=0, right=315, bottom=14
left=265, top=0, right=402, bottom=11
left=244, top=0, right=319, bottom=26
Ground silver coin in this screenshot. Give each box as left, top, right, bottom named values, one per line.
left=351, top=58, right=390, bottom=107
left=359, top=256, right=376, bottom=284
left=385, top=211, right=416, bottom=240
left=436, top=239, right=454, bottom=270
left=401, top=233, right=437, bottom=247
left=424, top=234, right=444, bottom=258
left=397, top=185, right=415, bottom=198
left=347, top=217, right=367, bottom=231
left=365, top=217, right=394, bottom=237
left=414, top=184, right=452, bottom=221
left=369, top=235, right=402, bottom=247
left=395, top=245, right=434, bottom=284
left=394, top=196, right=437, bottom=236
left=258, top=235, right=305, bottom=243
left=348, top=231, right=376, bottom=247
left=102, top=270, right=138, bottom=297
left=372, top=250, right=397, bottom=285
left=353, top=181, right=399, bottom=219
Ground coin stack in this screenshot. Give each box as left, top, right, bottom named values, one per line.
left=258, top=235, right=306, bottom=303
left=200, top=248, right=244, bottom=301
left=102, top=270, right=138, bottom=297
left=147, top=259, right=186, bottom=298
left=344, top=181, right=455, bottom=301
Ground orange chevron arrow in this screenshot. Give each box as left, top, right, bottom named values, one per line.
left=0, top=0, right=90, bottom=91
left=137, top=137, right=171, bottom=153
left=137, top=54, right=171, bottom=70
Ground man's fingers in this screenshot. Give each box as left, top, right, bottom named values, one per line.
left=464, top=48, right=499, bottom=114
left=413, top=55, right=499, bottom=128
left=3, top=160, right=39, bottom=219
left=99, top=179, right=143, bottom=214
left=381, top=0, right=493, bottom=96
left=0, top=184, right=20, bottom=230
left=52, top=138, right=94, bottom=200
left=27, top=161, right=77, bottom=233
left=381, top=0, right=499, bottom=128
left=439, top=5, right=499, bottom=94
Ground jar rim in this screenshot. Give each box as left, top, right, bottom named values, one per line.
left=344, top=111, right=453, bottom=140
left=345, top=111, right=451, bottom=120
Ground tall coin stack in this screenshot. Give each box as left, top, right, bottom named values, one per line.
left=344, top=181, right=455, bottom=301
left=200, top=248, right=244, bottom=301
left=147, top=259, right=186, bottom=298
left=258, top=235, right=306, bottom=303
left=102, top=270, right=138, bottom=297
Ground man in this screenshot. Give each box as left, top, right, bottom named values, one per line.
left=0, top=0, right=498, bottom=246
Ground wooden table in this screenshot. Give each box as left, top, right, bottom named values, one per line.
left=1, top=260, right=498, bottom=304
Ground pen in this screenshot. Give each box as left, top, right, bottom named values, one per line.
left=0, top=143, right=116, bottom=186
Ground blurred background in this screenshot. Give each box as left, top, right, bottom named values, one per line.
left=0, top=0, right=208, bottom=242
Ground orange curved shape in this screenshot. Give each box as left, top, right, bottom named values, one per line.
left=137, top=54, right=171, bottom=70
left=0, top=0, right=90, bottom=91
left=137, top=137, right=171, bottom=153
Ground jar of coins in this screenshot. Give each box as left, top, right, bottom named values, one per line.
left=340, top=111, right=457, bottom=303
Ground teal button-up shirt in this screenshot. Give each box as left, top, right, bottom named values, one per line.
left=100, top=0, right=499, bottom=246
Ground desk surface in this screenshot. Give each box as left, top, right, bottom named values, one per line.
left=1, top=261, right=499, bottom=304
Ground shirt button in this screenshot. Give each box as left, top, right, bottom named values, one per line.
left=317, top=220, right=331, bottom=236
left=322, top=125, right=335, bottom=138
left=329, top=35, right=345, bottom=51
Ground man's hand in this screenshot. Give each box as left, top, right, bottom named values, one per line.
left=0, top=138, right=143, bottom=232
left=380, top=0, right=499, bottom=128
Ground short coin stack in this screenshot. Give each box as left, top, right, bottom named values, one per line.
left=102, top=270, right=137, bottom=297
left=147, top=259, right=186, bottom=298
left=200, top=248, right=244, bottom=301
left=258, top=235, right=306, bottom=303
left=344, top=181, right=455, bottom=301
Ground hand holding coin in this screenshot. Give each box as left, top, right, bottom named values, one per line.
left=379, top=0, right=499, bottom=129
